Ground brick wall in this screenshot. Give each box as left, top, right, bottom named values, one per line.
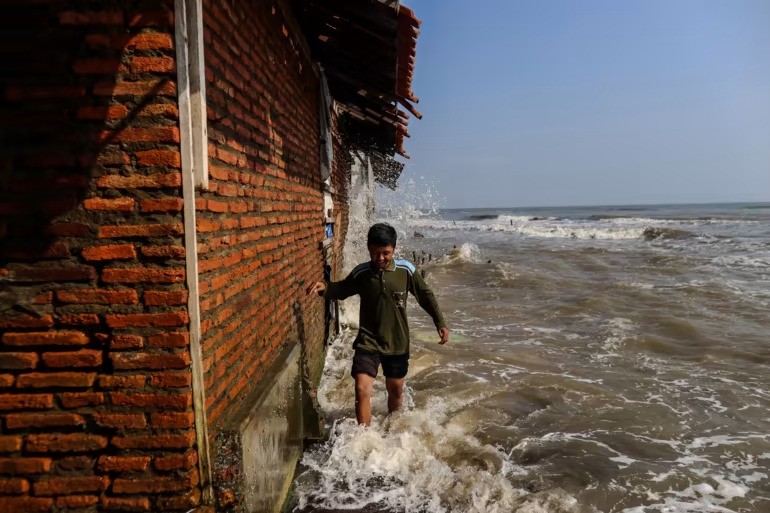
left=0, top=2, right=200, bottom=512
left=330, top=112, right=352, bottom=282
left=1, top=0, right=352, bottom=510
left=199, top=0, right=337, bottom=438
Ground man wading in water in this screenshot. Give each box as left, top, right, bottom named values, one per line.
left=306, top=223, right=449, bottom=425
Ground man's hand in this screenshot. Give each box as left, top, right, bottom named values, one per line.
left=306, top=281, right=326, bottom=296
left=437, top=327, right=449, bottom=345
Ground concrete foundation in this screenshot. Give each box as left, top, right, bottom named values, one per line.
left=215, top=343, right=305, bottom=513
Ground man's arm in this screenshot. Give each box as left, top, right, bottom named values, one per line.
left=306, top=272, right=358, bottom=300
left=410, top=271, right=449, bottom=344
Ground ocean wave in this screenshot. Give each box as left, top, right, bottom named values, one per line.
left=444, top=243, right=484, bottom=263
left=641, top=227, right=697, bottom=241
left=411, top=219, right=643, bottom=239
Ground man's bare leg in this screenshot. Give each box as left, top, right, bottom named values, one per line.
left=385, top=377, right=405, bottom=414
left=354, top=373, right=375, bottom=426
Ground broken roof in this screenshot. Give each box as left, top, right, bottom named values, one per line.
left=293, top=0, right=422, bottom=166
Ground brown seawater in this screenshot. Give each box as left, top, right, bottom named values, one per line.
left=293, top=203, right=770, bottom=513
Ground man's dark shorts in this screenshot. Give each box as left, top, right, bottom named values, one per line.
left=351, top=349, right=409, bottom=379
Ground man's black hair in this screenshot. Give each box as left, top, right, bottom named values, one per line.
left=367, top=223, right=397, bottom=247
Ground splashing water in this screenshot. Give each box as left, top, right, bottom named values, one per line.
left=339, top=166, right=446, bottom=326
left=443, top=243, right=484, bottom=264
left=294, top=202, right=770, bottom=512
left=376, top=171, right=445, bottom=238
left=294, top=332, right=582, bottom=513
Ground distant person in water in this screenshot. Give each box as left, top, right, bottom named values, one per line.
left=306, top=223, right=449, bottom=425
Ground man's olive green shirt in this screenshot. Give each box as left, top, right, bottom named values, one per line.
left=324, top=259, right=446, bottom=355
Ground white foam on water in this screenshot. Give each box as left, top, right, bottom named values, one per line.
left=442, top=242, right=483, bottom=264
left=298, top=331, right=583, bottom=513
left=515, top=224, right=646, bottom=240
left=295, top=404, right=581, bottom=513
left=409, top=217, right=649, bottom=240
left=498, top=215, right=538, bottom=223
left=590, top=317, right=636, bottom=362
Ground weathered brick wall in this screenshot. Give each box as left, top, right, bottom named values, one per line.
left=199, top=0, right=335, bottom=440
left=0, top=2, right=200, bottom=512
left=329, top=112, right=352, bottom=282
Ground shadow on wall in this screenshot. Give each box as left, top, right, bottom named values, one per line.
left=0, top=1, right=178, bottom=312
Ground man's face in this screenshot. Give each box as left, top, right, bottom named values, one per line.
left=368, top=244, right=395, bottom=271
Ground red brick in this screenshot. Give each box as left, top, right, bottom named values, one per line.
left=81, top=243, right=137, bottom=260
left=110, top=335, right=144, bottom=350
left=0, top=375, right=13, bottom=387
left=56, top=496, right=99, bottom=508
left=56, top=456, right=94, bottom=472
left=156, top=489, right=201, bottom=510
left=98, top=374, right=146, bottom=389
left=98, top=223, right=184, bottom=238
left=42, top=350, right=102, bottom=368
left=150, top=411, right=194, bottom=429
left=5, top=413, right=84, bottom=429
left=17, top=372, right=96, bottom=388
left=34, top=476, right=108, bottom=496
left=102, top=496, right=151, bottom=511
left=206, top=199, right=229, bottom=213
left=0, top=394, right=53, bottom=411
left=153, top=450, right=197, bottom=471
left=59, top=392, right=104, bottom=408
left=34, top=476, right=110, bottom=495
left=96, top=173, right=182, bottom=189
left=3, top=331, right=88, bottom=347
left=103, top=267, right=185, bottom=284
left=144, top=290, right=188, bottom=306
left=0, top=478, right=29, bottom=494
left=94, top=80, right=176, bottom=97
left=94, top=413, right=146, bottom=429
left=106, top=312, right=189, bottom=328
left=140, top=245, right=185, bottom=258
left=26, top=434, right=108, bottom=453
left=0, top=352, right=38, bottom=370
left=130, top=56, right=176, bottom=73
left=89, top=149, right=131, bottom=166
left=0, top=497, right=53, bottom=513
left=147, top=332, right=189, bottom=348
left=111, top=431, right=195, bottom=450
left=196, top=218, right=221, bottom=232
left=111, top=352, right=190, bottom=371
left=112, top=473, right=194, bottom=494
left=125, top=33, right=173, bottom=50
left=0, top=315, right=54, bottom=330
left=110, top=392, right=191, bottom=410
left=135, top=149, right=181, bottom=168
left=97, top=455, right=150, bottom=473
left=60, top=11, right=123, bottom=25
left=150, top=372, right=191, bottom=388
left=73, top=57, right=122, bottom=74
left=0, top=436, right=22, bottom=452
left=0, top=457, right=52, bottom=474
left=12, top=265, right=96, bottom=282
left=1, top=242, right=69, bottom=260
left=77, top=105, right=130, bottom=120
left=140, top=198, right=184, bottom=212
left=99, top=126, right=179, bottom=144
left=31, top=292, right=53, bottom=306
left=138, top=103, right=179, bottom=118
left=57, top=289, right=138, bottom=304
left=47, top=223, right=91, bottom=237
left=58, top=313, right=101, bottom=326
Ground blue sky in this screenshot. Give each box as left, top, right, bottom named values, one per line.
left=401, top=0, right=770, bottom=208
